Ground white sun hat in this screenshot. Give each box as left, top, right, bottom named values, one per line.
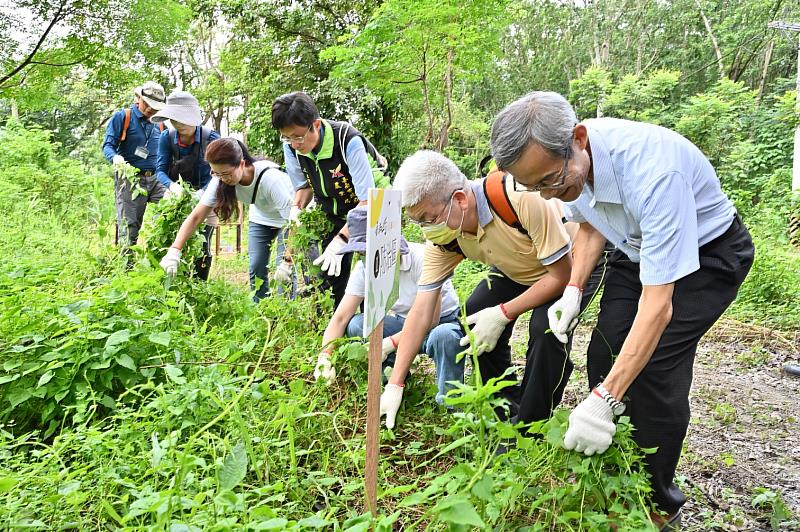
left=150, top=90, right=203, bottom=126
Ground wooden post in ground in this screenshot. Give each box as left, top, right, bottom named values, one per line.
left=365, top=319, right=383, bottom=516
left=362, top=188, right=402, bottom=518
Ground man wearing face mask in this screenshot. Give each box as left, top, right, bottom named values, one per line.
left=379, top=150, right=598, bottom=431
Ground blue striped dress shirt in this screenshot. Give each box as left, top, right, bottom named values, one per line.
left=564, top=118, right=735, bottom=285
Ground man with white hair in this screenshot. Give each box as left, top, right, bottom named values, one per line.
left=379, top=150, right=596, bottom=430
left=102, top=81, right=167, bottom=249
left=490, top=91, right=755, bottom=529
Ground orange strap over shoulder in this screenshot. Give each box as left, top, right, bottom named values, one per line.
left=119, top=108, right=132, bottom=143
left=118, top=109, right=164, bottom=145
left=482, top=169, right=529, bottom=237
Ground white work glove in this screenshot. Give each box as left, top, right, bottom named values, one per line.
left=381, top=336, right=397, bottom=363
left=563, top=392, right=616, bottom=456
left=159, top=247, right=181, bottom=277
left=380, top=383, right=404, bottom=429
left=312, top=235, right=347, bottom=277
left=459, top=304, right=512, bottom=355
left=547, top=285, right=583, bottom=344
left=289, top=206, right=302, bottom=225
left=273, top=260, right=293, bottom=284
left=168, top=181, right=184, bottom=198
left=112, top=154, right=126, bottom=166
left=313, top=352, right=336, bottom=384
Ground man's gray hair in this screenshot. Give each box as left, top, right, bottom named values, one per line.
left=394, top=150, right=468, bottom=207
left=490, top=91, right=578, bottom=168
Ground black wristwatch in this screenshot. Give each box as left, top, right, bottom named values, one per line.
left=594, top=384, right=626, bottom=416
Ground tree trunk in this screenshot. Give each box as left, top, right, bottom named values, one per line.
left=435, top=47, right=454, bottom=151
left=757, top=39, right=774, bottom=102
left=420, top=44, right=435, bottom=149
left=694, top=0, right=725, bottom=78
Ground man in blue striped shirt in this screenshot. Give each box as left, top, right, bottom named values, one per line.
left=491, top=91, right=754, bottom=529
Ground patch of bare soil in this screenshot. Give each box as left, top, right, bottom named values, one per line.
left=513, top=317, right=800, bottom=531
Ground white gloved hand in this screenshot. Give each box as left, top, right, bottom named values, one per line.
left=313, top=352, right=336, bottom=384
left=159, top=247, right=181, bottom=276
left=380, top=383, right=404, bottom=429
left=112, top=154, right=126, bottom=166
left=563, top=392, right=617, bottom=456
left=547, top=285, right=583, bottom=343
left=381, top=336, right=397, bottom=363
left=312, top=235, right=347, bottom=277
left=273, top=260, right=293, bottom=284
left=459, top=304, right=512, bottom=355
left=168, top=182, right=184, bottom=198
left=289, top=206, right=302, bottom=225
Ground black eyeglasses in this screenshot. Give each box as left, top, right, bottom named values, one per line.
left=514, top=145, right=572, bottom=193
left=279, top=124, right=314, bottom=144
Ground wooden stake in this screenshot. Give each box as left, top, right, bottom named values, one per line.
left=365, top=319, right=383, bottom=517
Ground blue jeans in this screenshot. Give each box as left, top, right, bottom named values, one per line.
left=248, top=222, right=294, bottom=302
left=346, top=309, right=464, bottom=405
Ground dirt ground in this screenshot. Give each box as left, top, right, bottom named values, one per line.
left=536, top=318, right=800, bottom=531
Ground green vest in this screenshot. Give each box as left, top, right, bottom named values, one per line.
left=290, top=119, right=387, bottom=220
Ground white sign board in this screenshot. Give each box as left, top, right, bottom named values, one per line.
left=364, top=188, right=402, bottom=337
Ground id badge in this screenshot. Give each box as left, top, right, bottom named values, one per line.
left=134, top=146, right=149, bottom=158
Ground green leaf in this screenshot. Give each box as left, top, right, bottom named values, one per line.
left=36, top=371, right=54, bottom=388
left=116, top=353, right=136, bottom=371
left=148, top=331, right=171, bottom=347
left=0, top=477, right=17, bottom=493
left=86, top=330, right=110, bottom=340
left=0, top=374, right=20, bottom=384
left=296, top=516, right=331, bottom=528
left=433, top=497, right=485, bottom=528
left=470, top=474, right=494, bottom=502
left=7, top=388, right=32, bottom=407
left=252, top=518, right=289, bottom=530
left=219, top=441, right=248, bottom=491
left=105, top=329, right=130, bottom=349
left=164, top=364, right=186, bottom=384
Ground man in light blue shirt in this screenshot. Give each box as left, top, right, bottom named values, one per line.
left=491, top=91, right=754, bottom=529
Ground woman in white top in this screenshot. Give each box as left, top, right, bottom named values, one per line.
left=160, top=138, right=294, bottom=301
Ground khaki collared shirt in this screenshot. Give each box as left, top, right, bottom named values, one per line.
left=419, top=179, right=575, bottom=290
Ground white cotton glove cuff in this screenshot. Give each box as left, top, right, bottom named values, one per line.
left=112, top=154, right=126, bottom=166
left=160, top=247, right=181, bottom=276
left=289, top=206, right=302, bottom=224
left=273, top=260, right=293, bottom=284
left=547, top=285, right=583, bottom=343
left=168, top=182, right=184, bottom=197
left=459, top=304, right=512, bottom=355
left=313, top=352, right=336, bottom=384
left=563, top=392, right=616, bottom=456
left=380, top=384, right=404, bottom=429
left=312, top=235, right=347, bottom=277
left=381, top=337, right=396, bottom=362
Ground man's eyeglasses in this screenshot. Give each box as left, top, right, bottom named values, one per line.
left=279, top=124, right=314, bottom=144
left=408, top=189, right=462, bottom=226
left=513, top=145, right=572, bottom=193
